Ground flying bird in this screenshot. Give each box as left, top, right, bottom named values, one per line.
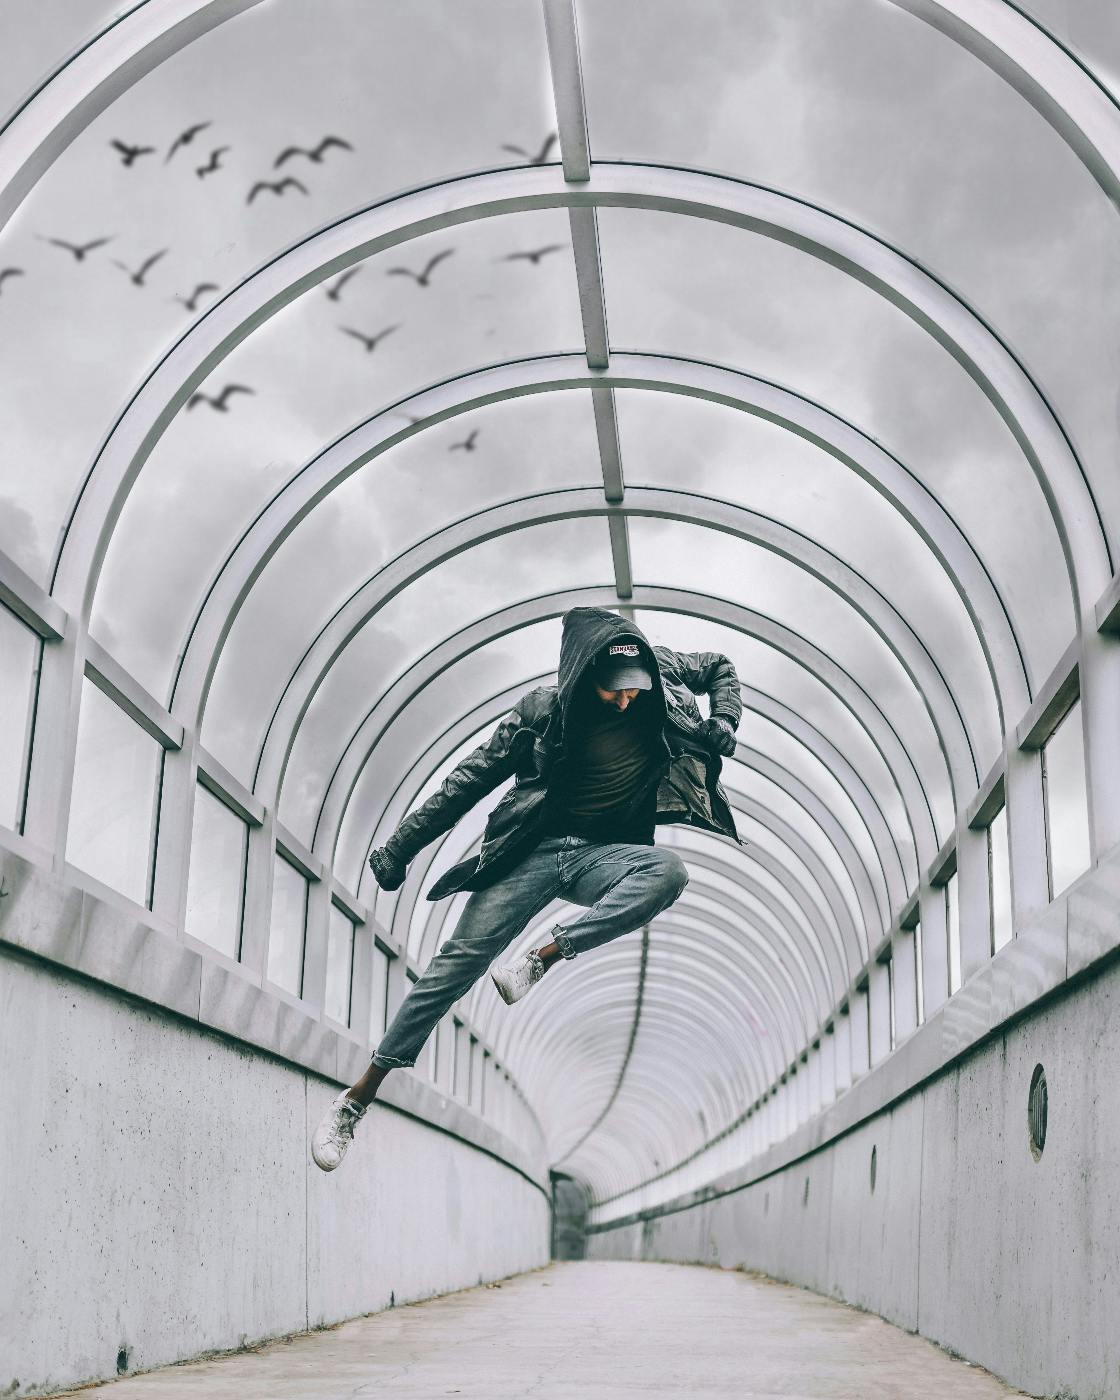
left=0, top=268, right=24, bottom=295
left=247, top=176, right=308, bottom=204
left=110, top=139, right=155, bottom=167
left=113, top=249, right=168, bottom=287
left=274, top=135, right=353, bottom=167
left=196, top=146, right=229, bottom=179
left=173, top=281, right=220, bottom=312
left=325, top=267, right=361, bottom=301
left=387, top=249, right=454, bottom=288
left=187, top=384, right=254, bottom=412
left=166, top=121, right=211, bottom=162
left=501, top=133, right=558, bottom=165
left=449, top=430, right=479, bottom=453
left=340, top=324, right=400, bottom=353
left=501, top=244, right=566, bottom=266
left=38, top=235, right=113, bottom=262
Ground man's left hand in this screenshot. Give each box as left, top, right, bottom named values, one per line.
left=698, top=716, right=737, bottom=757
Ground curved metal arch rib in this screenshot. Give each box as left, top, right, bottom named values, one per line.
left=313, top=579, right=948, bottom=917
left=4, top=0, right=1119, bottom=236
left=343, top=585, right=940, bottom=937
left=171, top=355, right=1034, bottom=742
left=358, top=668, right=910, bottom=980
left=396, top=770, right=864, bottom=1052
left=399, top=776, right=849, bottom=1057
left=502, top=952, right=776, bottom=1124
left=262, top=494, right=976, bottom=869
left=47, top=164, right=1108, bottom=623
left=352, top=601, right=932, bottom=921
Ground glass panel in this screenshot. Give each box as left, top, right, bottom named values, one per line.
left=887, top=958, right=896, bottom=1052
left=369, top=941, right=390, bottom=1044
left=721, top=758, right=866, bottom=942
left=325, top=904, right=355, bottom=1025
left=0, top=606, right=39, bottom=832
left=618, top=390, right=1006, bottom=773
left=341, top=620, right=564, bottom=896
left=427, top=1020, right=440, bottom=1085
left=946, top=875, right=961, bottom=995
left=5, top=0, right=556, bottom=588
left=93, top=232, right=585, bottom=699
left=599, top=210, right=1077, bottom=690
left=454, top=1022, right=468, bottom=1100
left=632, top=609, right=920, bottom=883
left=2, top=3, right=129, bottom=116
left=628, top=518, right=956, bottom=846
left=184, top=784, right=246, bottom=958
left=272, top=517, right=611, bottom=844
left=468, top=1036, right=480, bottom=1109
left=914, top=920, right=925, bottom=1025
left=208, top=515, right=607, bottom=801
left=1013, top=1, right=1120, bottom=102
left=580, top=1, right=1120, bottom=554
left=1044, top=701, right=1091, bottom=898
left=989, top=805, right=1013, bottom=953
left=67, top=681, right=160, bottom=904
left=267, top=854, right=307, bottom=996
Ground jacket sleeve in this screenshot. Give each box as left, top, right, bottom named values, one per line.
left=384, top=706, right=528, bottom=865
left=662, top=648, right=743, bottom=730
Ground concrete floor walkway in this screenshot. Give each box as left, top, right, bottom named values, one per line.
left=59, top=1261, right=1028, bottom=1399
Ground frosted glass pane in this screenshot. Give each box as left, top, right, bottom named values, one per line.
left=946, top=875, right=961, bottom=995
left=268, top=855, right=307, bottom=996
left=1014, top=1, right=1120, bottom=102
left=580, top=0, right=1120, bottom=558
left=599, top=210, right=1077, bottom=690
left=369, top=942, right=390, bottom=1044
left=427, top=1020, right=440, bottom=1084
left=67, top=681, right=160, bottom=904
left=4, top=0, right=556, bottom=587
left=1045, top=702, right=1091, bottom=898
left=455, top=1023, right=469, bottom=1099
left=93, top=238, right=585, bottom=699
left=325, top=904, right=355, bottom=1026
left=0, top=607, right=38, bottom=832
left=989, top=806, right=1013, bottom=952
left=914, top=920, right=925, bottom=1026
left=184, top=785, right=246, bottom=958
left=2, top=3, right=127, bottom=113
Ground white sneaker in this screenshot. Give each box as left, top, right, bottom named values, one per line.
left=311, top=1091, right=367, bottom=1172
left=491, top=949, right=547, bottom=1005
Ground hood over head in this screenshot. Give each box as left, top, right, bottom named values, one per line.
left=555, top=607, right=666, bottom=730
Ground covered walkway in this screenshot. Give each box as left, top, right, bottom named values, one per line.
left=57, top=1263, right=1026, bottom=1400
left=2, top=1, right=1120, bottom=1398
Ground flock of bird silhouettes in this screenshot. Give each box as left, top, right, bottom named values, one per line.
left=1, top=124, right=565, bottom=453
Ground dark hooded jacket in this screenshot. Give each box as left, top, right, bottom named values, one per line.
left=385, top=607, right=743, bottom=900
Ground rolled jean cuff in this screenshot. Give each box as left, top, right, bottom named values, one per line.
left=370, top=1052, right=415, bottom=1070
left=553, top=925, right=577, bottom=961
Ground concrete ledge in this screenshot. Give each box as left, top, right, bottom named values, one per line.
left=0, top=845, right=549, bottom=1194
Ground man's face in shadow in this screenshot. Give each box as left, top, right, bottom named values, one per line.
left=593, top=684, right=642, bottom=712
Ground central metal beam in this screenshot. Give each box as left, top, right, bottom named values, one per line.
left=543, top=0, right=631, bottom=609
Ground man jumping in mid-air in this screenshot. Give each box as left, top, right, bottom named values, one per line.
left=312, top=605, right=742, bottom=1170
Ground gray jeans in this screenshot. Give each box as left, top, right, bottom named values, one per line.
left=371, top=835, right=689, bottom=1070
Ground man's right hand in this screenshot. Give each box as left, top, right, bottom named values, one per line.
left=368, top=846, right=407, bottom=891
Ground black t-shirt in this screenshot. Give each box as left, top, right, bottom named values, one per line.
left=540, top=686, right=664, bottom=844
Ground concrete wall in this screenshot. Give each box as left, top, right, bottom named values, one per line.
left=587, top=950, right=1120, bottom=1399
left=0, top=937, right=550, bottom=1397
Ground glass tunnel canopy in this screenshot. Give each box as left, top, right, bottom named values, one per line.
left=1, top=0, right=1118, bottom=1215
